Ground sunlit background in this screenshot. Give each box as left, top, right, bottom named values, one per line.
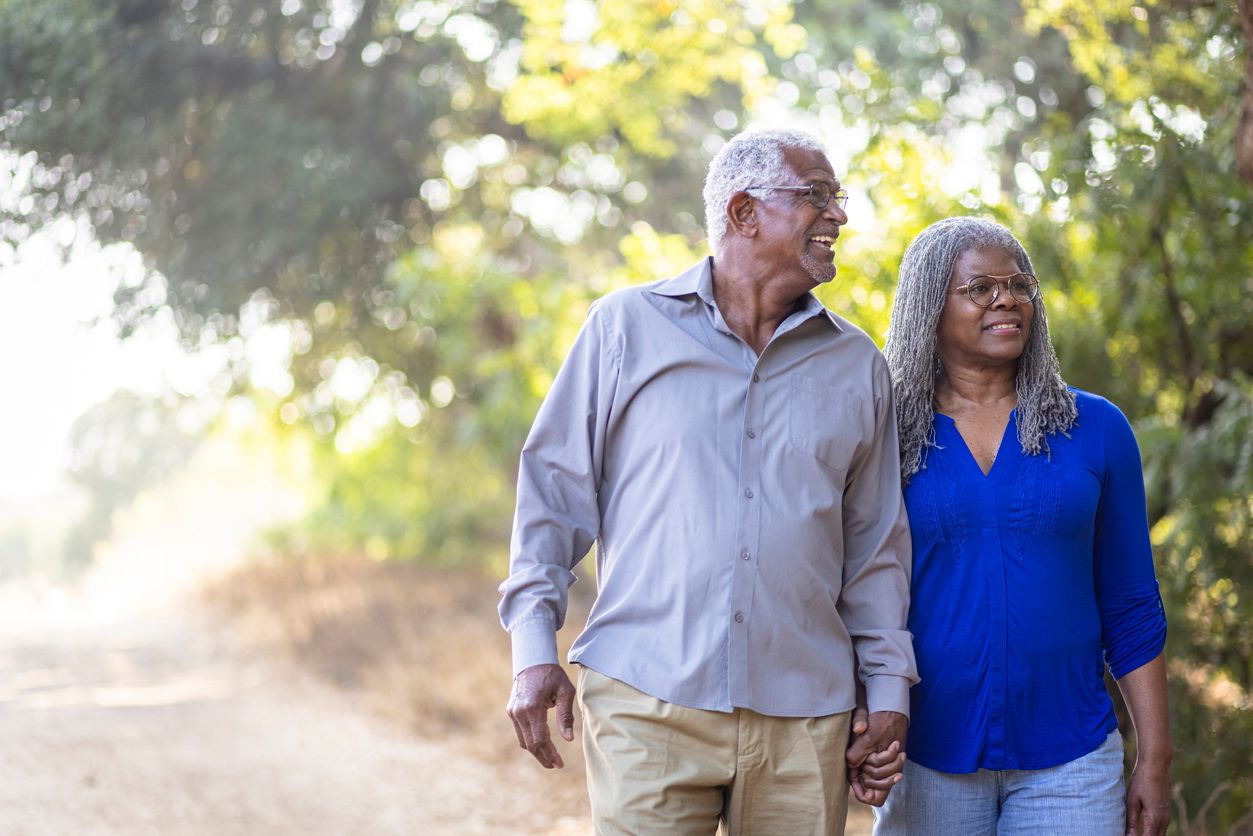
left=1, top=0, right=1250, bottom=833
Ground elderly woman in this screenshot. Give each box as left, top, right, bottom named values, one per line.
left=873, top=217, right=1173, bottom=835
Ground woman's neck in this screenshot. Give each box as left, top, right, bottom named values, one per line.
left=936, top=363, right=1017, bottom=414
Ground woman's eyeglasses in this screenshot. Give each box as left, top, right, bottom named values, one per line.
left=953, top=273, right=1039, bottom=307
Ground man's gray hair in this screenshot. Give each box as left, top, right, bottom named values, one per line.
left=703, top=129, right=828, bottom=255
left=883, top=216, right=1078, bottom=484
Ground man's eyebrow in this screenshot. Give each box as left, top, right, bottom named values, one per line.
left=801, top=173, right=842, bottom=187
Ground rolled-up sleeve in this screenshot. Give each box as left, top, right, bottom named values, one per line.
left=498, top=303, right=621, bottom=675
left=837, top=357, right=919, bottom=716
left=1094, top=402, right=1167, bottom=679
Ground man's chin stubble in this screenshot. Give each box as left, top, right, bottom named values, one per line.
left=802, top=253, right=838, bottom=285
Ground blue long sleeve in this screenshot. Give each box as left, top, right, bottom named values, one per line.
left=1093, top=401, right=1167, bottom=679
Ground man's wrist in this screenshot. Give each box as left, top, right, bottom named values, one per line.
left=513, top=662, right=560, bottom=680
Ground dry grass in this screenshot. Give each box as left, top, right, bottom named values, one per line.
left=209, top=559, right=502, bottom=734
left=204, top=556, right=593, bottom=827
left=205, top=556, right=872, bottom=834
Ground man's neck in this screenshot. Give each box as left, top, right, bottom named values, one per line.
left=710, top=258, right=810, bottom=356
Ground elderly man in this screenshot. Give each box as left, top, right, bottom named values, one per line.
left=498, top=128, right=917, bottom=835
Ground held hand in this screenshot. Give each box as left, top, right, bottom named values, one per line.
left=846, top=710, right=908, bottom=806
left=506, top=663, right=577, bottom=769
left=849, top=741, right=905, bottom=806
left=1125, top=760, right=1171, bottom=836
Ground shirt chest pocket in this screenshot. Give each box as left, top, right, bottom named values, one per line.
left=789, top=374, right=865, bottom=476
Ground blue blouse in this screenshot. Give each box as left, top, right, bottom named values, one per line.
left=903, top=389, right=1166, bottom=773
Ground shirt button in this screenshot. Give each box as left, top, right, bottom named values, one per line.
left=744, top=488, right=753, bottom=499
left=734, top=612, right=744, bottom=623
left=752, top=373, right=760, bottom=383
left=740, top=549, right=750, bottom=561
left=746, top=428, right=756, bottom=439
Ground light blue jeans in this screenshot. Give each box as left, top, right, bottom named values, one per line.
left=872, top=730, right=1126, bottom=836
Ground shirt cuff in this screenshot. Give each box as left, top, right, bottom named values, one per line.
left=865, top=674, right=912, bottom=719
left=510, top=618, right=560, bottom=676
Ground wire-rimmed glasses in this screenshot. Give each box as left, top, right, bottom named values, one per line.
left=745, top=182, right=850, bottom=211
left=953, top=273, right=1039, bottom=307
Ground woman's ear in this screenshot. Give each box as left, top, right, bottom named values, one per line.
left=726, top=192, right=757, bottom=240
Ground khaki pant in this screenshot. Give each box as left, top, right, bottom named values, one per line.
left=577, top=667, right=851, bottom=836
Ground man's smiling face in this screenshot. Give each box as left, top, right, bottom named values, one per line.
left=752, top=146, right=849, bottom=287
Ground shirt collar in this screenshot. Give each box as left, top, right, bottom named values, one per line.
left=649, top=257, right=716, bottom=303
left=650, top=257, right=844, bottom=333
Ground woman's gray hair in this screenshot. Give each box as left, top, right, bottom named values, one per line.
left=703, top=129, right=827, bottom=255
left=883, top=216, right=1077, bottom=484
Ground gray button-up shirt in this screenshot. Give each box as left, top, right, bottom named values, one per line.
left=499, top=258, right=917, bottom=717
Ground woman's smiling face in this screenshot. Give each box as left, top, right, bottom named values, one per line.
left=936, top=246, right=1035, bottom=372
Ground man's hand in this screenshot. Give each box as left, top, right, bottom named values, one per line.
left=506, top=663, right=577, bottom=769
left=1124, top=759, right=1171, bottom=835
left=846, top=707, right=908, bottom=806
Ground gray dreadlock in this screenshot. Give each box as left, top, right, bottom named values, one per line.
left=883, top=217, right=1077, bottom=484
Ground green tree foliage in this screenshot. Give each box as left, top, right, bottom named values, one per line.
left=3, top=0, right=1250, bottom=825
left=1012, top=4, right=1253, bottom=824
left=504, top=0, right=797, bottom=156
left=1, top=0, right=527, bottom=340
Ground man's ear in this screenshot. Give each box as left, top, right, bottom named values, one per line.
left=726, top=192, right=757, bottom=239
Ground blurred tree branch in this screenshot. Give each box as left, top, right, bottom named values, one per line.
left=1237, top=0, right=1253, bottom=181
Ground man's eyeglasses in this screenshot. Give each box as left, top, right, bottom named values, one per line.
left=746, top=182, right=850, bottom=211
left=953, top=273, right=1039, bottom=307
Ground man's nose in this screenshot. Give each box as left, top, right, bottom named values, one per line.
left=822, top=201, right=848, bottom=225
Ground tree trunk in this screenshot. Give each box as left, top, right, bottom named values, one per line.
left=1237, top=0, right=1253, bottom=182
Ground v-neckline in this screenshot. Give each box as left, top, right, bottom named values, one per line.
left=935, top=410, right=1018, bottom=480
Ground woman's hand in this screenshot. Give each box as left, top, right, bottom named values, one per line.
left=1125, top=757, right=1172, bottom=836
left=1116, top=654, right=1174, bottom=836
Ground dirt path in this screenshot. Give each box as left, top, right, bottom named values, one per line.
left=0, top=591, right=873, bottom=836
left=0, top=434, right=869, bottom=835
left=0, top=437, right=592, bottom=835
left=0, top=594, right=586, bottom=836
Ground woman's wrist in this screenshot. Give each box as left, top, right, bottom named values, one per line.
left=1134, top=742, right=1175, bottom=769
